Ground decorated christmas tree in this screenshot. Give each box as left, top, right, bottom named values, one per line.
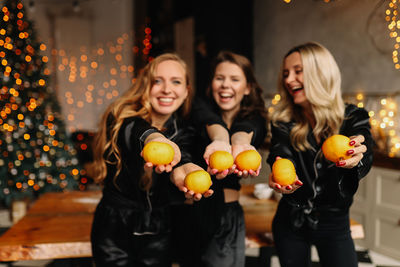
left=0, top=0, right=81, bottom=207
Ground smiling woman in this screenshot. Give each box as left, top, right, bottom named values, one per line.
left=149, top=60, right=189, bottom=129
left=89, top=53, right=209, bottom=266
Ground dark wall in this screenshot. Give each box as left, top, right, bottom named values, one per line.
left=143, top=0, right=253, bottom=60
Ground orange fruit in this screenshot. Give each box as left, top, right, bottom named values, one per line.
left=272, top=158, right=296, bottom=186
left=322, top=134, right=353, bottom=163
left=209, top=151, right=234, bottom=171
left=142, top=141, right=174, bottom=165
left=234, top=150, right=262, bottom=171
left=184, top=170, right=212, bottom=194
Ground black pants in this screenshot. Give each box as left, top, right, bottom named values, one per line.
left=272, top=202, right=358, bottom=267
left=172, top=200, right=245, bottom=267
left=91, top=200, right=172, bottom=267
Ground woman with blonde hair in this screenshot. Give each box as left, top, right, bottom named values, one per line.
left=90, top=53, right=209, bottom=266
left=267, top=42, right=374, bottom=267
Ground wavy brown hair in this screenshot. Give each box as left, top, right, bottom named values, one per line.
left=91, top=53, right=192, bottom=187
left=207, top=51, right=268, bottom=122
left=271, top=42, right=345, bottom=151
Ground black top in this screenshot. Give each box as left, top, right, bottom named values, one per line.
left=191, top=97, right=267, bottom=191
left=100, top=114, right=192, bottom=234
left=267, top=104, right=374, bottom=229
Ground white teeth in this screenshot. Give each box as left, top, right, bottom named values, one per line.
left=220, top=93, right=233, bottom=97
left=159, top=98, right=173, bottom=103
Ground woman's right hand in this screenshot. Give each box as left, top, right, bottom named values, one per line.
left=142, top=133, right=181, bottom=173
left=203, top=140, right=235, bottom=179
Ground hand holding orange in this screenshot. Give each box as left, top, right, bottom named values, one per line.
left=234, top=150, right=262, bottom=171
left=184, top=170, right=212, bottom=194
left=272, top=158, right=296, bottom=186
left=142, top=141, right=174, bottom=165
left=209, top=151, right=234, bottom=171
left=322, top=134, right=354, bottom=163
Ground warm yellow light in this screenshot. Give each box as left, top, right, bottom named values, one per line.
left=24, top=134, right=30, bottom=140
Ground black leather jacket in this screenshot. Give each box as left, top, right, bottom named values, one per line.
left=267, top=104, right=374, bottom=229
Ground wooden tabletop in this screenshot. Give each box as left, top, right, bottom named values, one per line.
left=0, top=185, right=364, bottom=261
left=0, top=191, right=101, bottom=261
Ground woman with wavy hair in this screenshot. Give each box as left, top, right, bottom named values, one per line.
left=90, top=53, right=209, bottom=267
left=267, top=42, right=374, bottom=267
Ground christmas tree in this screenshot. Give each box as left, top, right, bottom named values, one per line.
left=0, top=0, right=82, bottom=207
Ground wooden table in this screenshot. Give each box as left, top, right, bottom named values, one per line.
left=0, top=190, right=101, bottom=261
left=0, top=185, right=364, bottom=262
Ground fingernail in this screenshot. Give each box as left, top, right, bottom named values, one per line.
left=349, top=140, right=356, bottom=146
left=347, top=149, right=354, bottom=155
left=286, top=185, right=292, bottom=190
left=336, top=161, right=346, bottom=167
left=275, top=184, right=281, bottom=189
left=205, top=159, right=209, bottom=165
left=295, top=180, right=303, bottom=186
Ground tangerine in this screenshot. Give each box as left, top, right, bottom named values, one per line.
left=209, top=151, right=234, bottom=171
left=272, top=158, right=296, bottom=186
left=234, top=150, right=262, bottom=171
left=142, top=141, right=174, bottom=165
left=322, top=134, right=354, bottom=163
left=184, top=170, right=212, bottom=194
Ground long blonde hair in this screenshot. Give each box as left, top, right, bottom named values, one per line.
left=271, top=42, right=344, bottom=151
left=91, top=53, right=192, bottom=187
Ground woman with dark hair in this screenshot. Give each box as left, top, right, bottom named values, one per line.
left=267, top=42, right=374, bottom=267
left=174, top=51, right=268, bottom=267
left=90, top=53, right=211, bottom=267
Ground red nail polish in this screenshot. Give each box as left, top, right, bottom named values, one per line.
left=275, top=184, right=281, bottom=189
left=347, top=149, right=354, bottom=155
left=286, top=185, right=292, bottom=190
left=295, top=180, right=303, bottom=186
left=336, top=161, right=346, bottom=167
left=349, top=140, right=356, bottom=146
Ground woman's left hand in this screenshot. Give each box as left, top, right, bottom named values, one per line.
left=336, top=135, right=367, bottom=169
left=232, top=144, right=260, bottom=178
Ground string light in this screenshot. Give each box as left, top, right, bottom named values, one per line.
left=49, top=28, right=152, bottom=132
left=387, top=0, right=400, bottom=70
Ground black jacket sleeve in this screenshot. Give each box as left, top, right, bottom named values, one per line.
left=231, top=113, right=267, bottom=148
left=190, top=96, right=225, bottom=128
left=338, top=105, right=374, bottom=197
left=340, top=105, right=374, bottom=180
left=122, top=117, right=159, bottom=156
left=266, top=121, right=297, bottom=169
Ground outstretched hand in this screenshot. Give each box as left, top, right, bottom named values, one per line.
left=203, top=140, right=235, bottom=179
left=268, top=156, right=303, bottom=194
left=170, top=163, right=214, bottom=201
left=142, top=133, right=181, bottom=173
left=232, top=143, right=260, bottom=178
